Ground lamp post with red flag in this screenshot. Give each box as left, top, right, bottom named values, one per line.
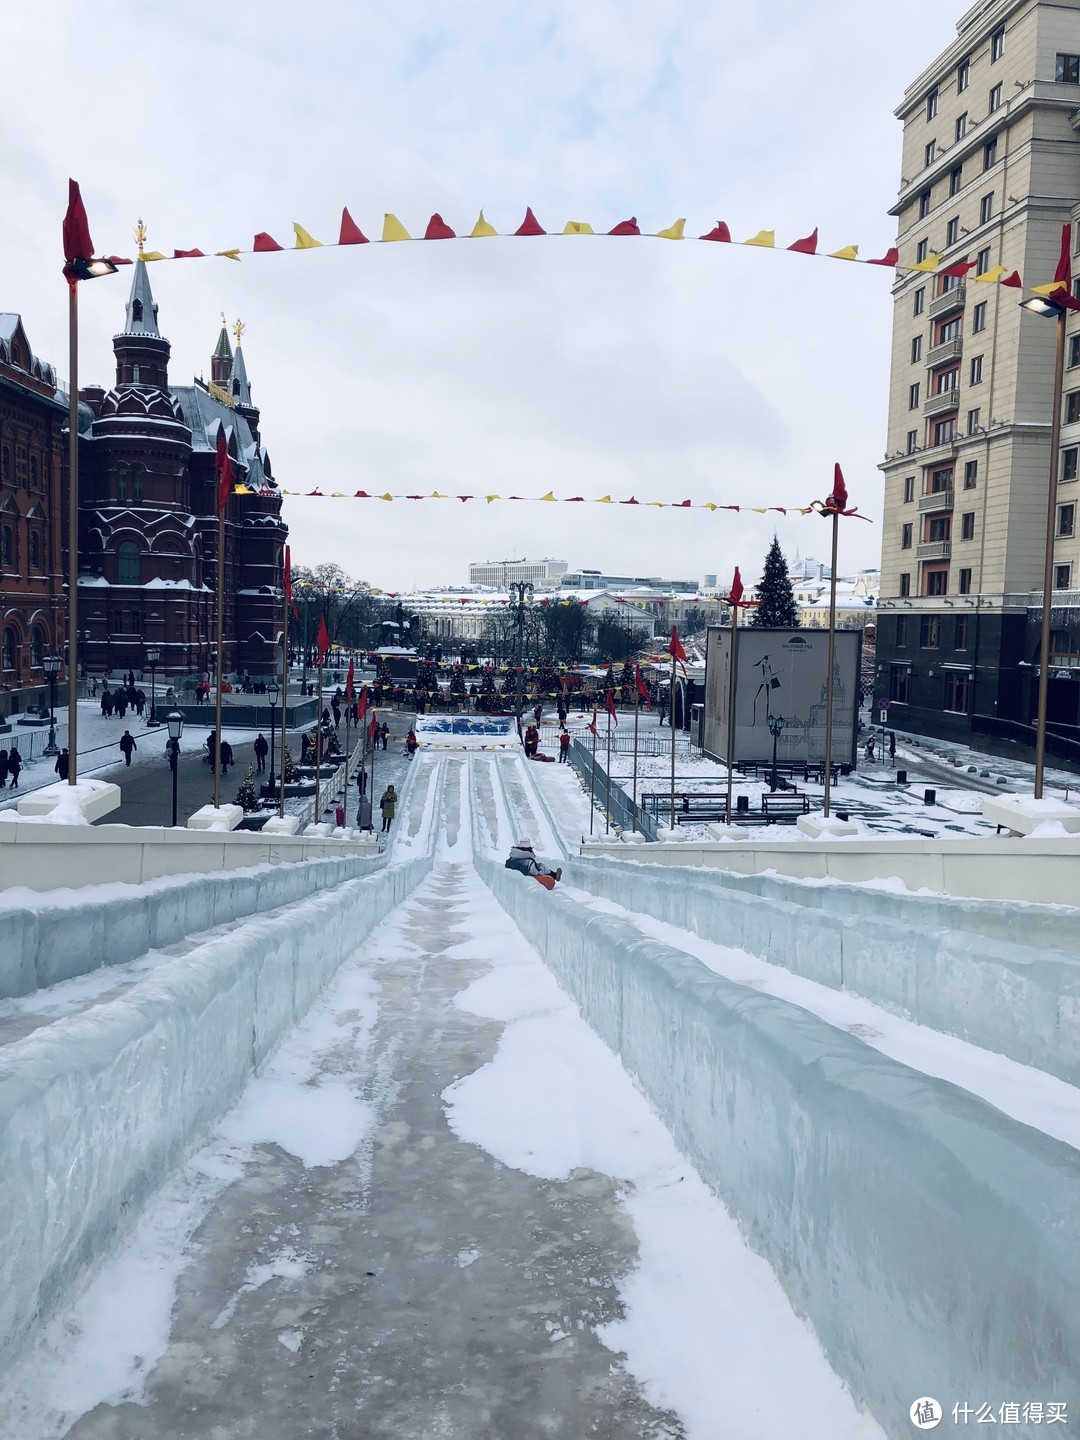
left=668, top=627, right=688, bottom=830
left=603, top=687, right=618, bottom=833
left=314, top=615, right=330, bottom=823
left=631, top=663, right=650, bottom=831
left=724, top=569, right=757, bottom=823
left=279, top=545, right=295, bottom=818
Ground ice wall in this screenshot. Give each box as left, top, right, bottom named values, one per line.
left=0, top=855, right=385, bottom=1000
left=567, top=856, right=1080, bottom=1086
left=478, top=855, right=1080, bottom=1430
left=0, top=857, right=430, bottom=1369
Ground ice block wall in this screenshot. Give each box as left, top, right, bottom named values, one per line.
left=478, top=855, right=1080, bottom=1431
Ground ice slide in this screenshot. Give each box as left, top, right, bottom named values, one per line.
left=2, top=751, right=1077, bottom=1438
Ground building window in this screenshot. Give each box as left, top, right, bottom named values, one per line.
left=30, top=627, right=44, bottom=668
left=904, top=475, right=915, bottom=502
left=920, top=615, right=942, bottom=647
left=1050, top=631, right=1080, bottom=666
left=911, top=335, right=923, bottom=363
left=961, top=511, right=976, bottom=540
left=907, top=429, right=919, bottom=454
left=955, top=616, right=969, bottom=649
left=1, top=525, right=11, bottom=566
left=902, top=522, right=913, bottom=549
left=988, top=82, right=1002, bottom=112
left=132, top=364, right=140, bottom=383
left=944, top=671, right=971, bottom=713
left=916, top=238, right=929, bottom=263
left=927, top=515, right=952, bottom=543
left=1058, top=503, right=1076, bottom=538
left=1055, top=563, right=1072, bottom=590
left=1066, top=392, right=1080, bottom=425
left=969, top=355, right=984, bottom=384
left=925, top=140, right=937, bottom=168
left=132, top=464, right=144, bottom=502
left=899, top=572, right=911, bottom=597
left=890, top=665, right=911, bottom=703
left=1069, top=334, right=1080, bottom=368
left=972, top=301, right=988, bottom=333
left=117, top=540, right=141, bottom=585
left=28, top=531, right=40, bottom=569
left=949, top=165, right=963, bottom=197
left=957, top=57, right=970, bottom=92
left=914, top=287, right=926, bottom=316
left=896, top=617, right=909, bottom=647
left=936, top=367, right=959, bottom=394
left=946, top=216, right=960, bottom=246
left=929, top=466, right=953, bottom=493
left=925, top=570, right=949, bottom=598
left=991, top=26, right=1005, bottom=62
left=926, top=87, right=939, bottom=119
left=909, top=383, right=921, bottom=409
left=1062, top=447, right=1079, bottom=481
left=958, top=567, right=973, bottom=594
left=983, top=137, right=998, bottom=169
left=0, top=447, right=9, bottom=481
left=1, top=628, right=14, bottom=670
left=964, top=460, right=978, bottom=488
left=967, top=408, right=981, bottom=435
left=1056, top=53, right=1080, bottom=84
left=940, top=271, right=963, bottom=293
left=117, top=465, right=127, bottom=502
left=980, top=193, right=994, bottom=225
left=933, top=417, right=957, bottom=445
left=29, top=455, right=38, bottom=487
left=919, top=189, right=931, bottom=219
left=938, top=317, right=962, bottom=344
left=976, top=246, right=991, bottom=275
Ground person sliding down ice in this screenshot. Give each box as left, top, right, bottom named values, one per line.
left=504, top=838, right=562, bottom=889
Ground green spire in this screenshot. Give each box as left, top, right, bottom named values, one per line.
left=213, top=310, right=232, bottom=361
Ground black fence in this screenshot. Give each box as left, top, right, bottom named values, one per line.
left=567, top=738, right=659, bottom=841
left=166, top=700, right=320, bottom=731
left=970, top=714, right=1080, bottom=769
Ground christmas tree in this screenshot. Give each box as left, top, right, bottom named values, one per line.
left=750, top=536, right=801, bottom=628
left=234, top=767, right=260, bottom=813
left=282, top=746, right=299, bottom=783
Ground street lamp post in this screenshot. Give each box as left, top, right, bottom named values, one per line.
left=145, top=645, right=160, bottom=727
left=267, top=679, right=280, bottom=800
left=43, top=654, right=62, bottom=756
left=768, top=712, right=787, bottom=793
left=166, top=710, right=184, bottom=826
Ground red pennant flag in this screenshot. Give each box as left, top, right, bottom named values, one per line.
left=634, top=664, right=651, bottom=705
left=173, top=248, right=205, bottom=259
left=620, top=496, right=639, bottom=505
left=587, top=707, right=599, bottom=738
left=316, top=616, right=330, bottom=666
left=367, top=714, right=379, bottom=744
left=515, top=207, right=546, bottom=236
left=608, top=218, right=641, bottom=236
left=788, top=227, right=819, bottom=255
left=700, top=222, right=732, bottom=242
left=868, top=247, right=900, bottom=267
left=1001, top=270, right=1022, bottom=288
left=605, top=687, right=619, bottom=726
left=1054, top=221, right=1072, bottom=288
left=424, top=213, right=456, bottom=239
left=253, top=231, right=284, bottom=252
left=215, top=430, right=234, bottom=513
left=728, top=567, right=745, bottom=607
left=339, top=208, right=369, bottom=245
left=62, top=179, right=95, bottom=273
left=831, top=462, right=848, bottom=511
left=345, top=657, right=355, bottom=700
left=940, top=261, right=975, bottom=278
left=357, top=685, right=369, bottom=721
left=105, top=256, right=134, bottom=266
left=669, top=626, right=688, bottom=665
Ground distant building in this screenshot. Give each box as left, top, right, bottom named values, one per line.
left=468, top=558, right=567, bottom=589
left=560, top=568, right=699, bottom=593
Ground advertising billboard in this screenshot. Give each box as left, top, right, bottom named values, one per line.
left=703, top=626, right=861, bottom=766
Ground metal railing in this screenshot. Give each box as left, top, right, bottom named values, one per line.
left=918, top=488, right=954, bottom=512
left=566, top=737, right=658, bottom=840
left=926, top=337, right=963, bottom=367
left=929, top=284, right=966, bottom=319
left=916, top=540, right=952, bottom=560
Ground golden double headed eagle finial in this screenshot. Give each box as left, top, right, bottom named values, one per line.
left=232, top=317, right=246, bottom=347
left=134, top=218, right=148, bottom=256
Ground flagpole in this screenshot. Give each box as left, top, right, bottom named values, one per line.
left=632, top=688, right=640, bottom=833
left=589, top=719, right=597, bottom=837
left=605, top=705, right=612, bottom=835
left=822, top=508, right=840, bottom=819
left=213, top=505, right=225, bottom=811
left=315, top=662, right=324, bottom=824
left=370, top=710, right=378, bottom=823
left=278, top=594, right=289, bottom=819
left=669, top=652, right=676, bottom=832
left=343, top=698, right=351, bottom=824
left=725, top=605, right=740, bottom=824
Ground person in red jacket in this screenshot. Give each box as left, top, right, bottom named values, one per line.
left=558, top=727, right=571, bottom=763
left=524, top=723, right=539, bottom=759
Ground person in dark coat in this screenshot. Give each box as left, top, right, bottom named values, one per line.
left=504, top=839, right=561, bottom=883
left=0, top=750, right=8, bottom=787
left=253, top=733, right=269, bottom=773
left=219, top=740, right=234, bottom=774
left=356, top=794, right=373, bottom=830
left=8, top=745, right=22, bottom=787
left=100, top=690, right=111, bottom=717
left=524, top=723, right=539, bottom=759
left=405, top=729, right=418, bottom=759
left=125, top=670, right=135, bottom=690
left=114, top=689, right=127, bottom=718
left=380, top=722, right=389, bottom=751
left=355, top=767, right=367, bottom=796
left=205, top=731, right=217, bottom=768
left=119, top=730, right=137, bottom=766
left=558, top=728, right=570, bottom=763
left=54, top=748, right=70, bottom=781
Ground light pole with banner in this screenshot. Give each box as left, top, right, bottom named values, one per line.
left=145, top=645, right=160, bottom=726
left=267, top=679, right=280, bottom=801
left=43, top=654, right=62, bottom=756
left=166, top=710, right=184, bottom=826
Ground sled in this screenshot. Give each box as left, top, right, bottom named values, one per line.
left=535, top=874, right=557, bottom=890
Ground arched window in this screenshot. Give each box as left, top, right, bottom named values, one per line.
left=28, top=531, right=40, bottom=569
left=117, top=541, right=141, bottom=585
left=117, top=465, right=127, bottom=502
left=29, top=455, right=38, bottom=486
left=2, top=628, right=16, bottom=670
left=30, top=627, right=44, bottom=667
left=132, top=465, right=143, bottom=502
left=131, top=299, right=143, bottom=323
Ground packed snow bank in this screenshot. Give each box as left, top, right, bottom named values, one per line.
left=566, top=856, right=1080, bottom=1086
left=477, top=854, right=1080, bottom=1433
left=0, top=856, right=431, bottom=1371
left=0, top=855, right=383, bottom=1000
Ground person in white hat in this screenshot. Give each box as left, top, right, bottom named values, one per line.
left=504, top=838, right=562, bottom=884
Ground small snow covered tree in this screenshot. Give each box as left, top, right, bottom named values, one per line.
left=750, top=536, right=800, bottom=629
left=234, top=767, right=260, bottom=813
left=281, top=746, right=299, bottom=783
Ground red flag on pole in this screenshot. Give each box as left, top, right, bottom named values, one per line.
left=728, top=567, right=745, bottom=607
left=367, top=714, right=379, bottom=744
left=345, top=657, right=355, bottom=701
left=831, top=463, right=848, bottom=512
left=669, top=626, right=688, bottom=664
left=62, top=179, right=95, bottom=276
left=315, top=616, right=330, bottom=666
left=283, top=544, right=299, bottom=619
left=215, top=431, right=234, bottom=513
left=604, top=687, right=619, bottom=726
left=634, top=664, right=651, bottom=705
left=587, top=707, right=599, bottom=738
left=1054, top=221, right=1072, bottom=290
left=357, top=685, right=369, bottom=721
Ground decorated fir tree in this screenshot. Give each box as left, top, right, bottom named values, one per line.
left=234, top=767, right=260, bottom=813
left=281, top=746, right=299, bottom=783
left=749, top=536, right=801, bottom=629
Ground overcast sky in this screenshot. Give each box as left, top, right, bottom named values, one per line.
left=5, top=0, right=960, bottom=589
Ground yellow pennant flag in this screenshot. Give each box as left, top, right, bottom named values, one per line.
left=232, top=483, right=254, bottom=494
left=471, top=210, right=498, bottom=238
left=562, top=221, right=594, bottom=235
left=1032, top=280, right=1068, bottom=296
left=974, top=265, right=1006, bottom=283
left=656, top=219, right=685, bottom=240
left=595, top=495, right=613, bottom=503
left=647, top=501, right=666, bottom=508
left=744, top=230, right=775, bottom=248
left=281, top=489, right=299, bottom=495
left=485, top=494, right=500, bottom=503
left=829, top=245, right=859, bottom=261
left=293, top=223, right=323, bottom=249
left=909, top=254, right=941, bottom=272
left=330, top=491, right=345, bottom=498
left=216, top=249, right=242, bottom=262
left=539, top=491, right=557, bottom=501
left=141, top=250, right=167, bottom=262
left=751, top=507, right=768, bottom=513
left=379, top=492, right=394, bottom=501
left=430, top=490, right=447, bottom=498
left=382, top=214, right=412, bottom=242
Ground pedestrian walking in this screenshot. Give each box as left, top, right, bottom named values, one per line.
left=356, top=793, right=373, bottom=830
left=379, top=783, right=397, bottom=832
left=332, top=702, right=341, bottom=729
left=100, top=690, right=110, bottom=717
left=219, top=739, right=234, bottom=775
left=380, top=722, right=389, bottom=751
left=134, top=690, right=146, bottom=717
left=558, top=727, right=570, bottom=763
left=253, top=733, right=269, bottom=773
left=119, top=730, right=137, bottom=766
left=864, top=734, right=876, bottom=763
left=888, top=731, right=896, bottom=763
left=8, top=745, right=22, bottom=788
left=54, top=748, right=70, bottom=781
left=205, top=731, right=217, bottom=769
left=0, top=750, right=8, bottom=788
left=355, top=767, right=367, bottom=796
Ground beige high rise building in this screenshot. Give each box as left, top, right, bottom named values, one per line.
left=876, top=0, right=1080, bottom=750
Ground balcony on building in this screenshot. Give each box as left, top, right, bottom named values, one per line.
left=916, top=540, right=952, bottom=560
left=918, top=486, right=954, bottom=512
left=923, top=389, right=960, bottom=417
left=929, top=283, right=966, bottom=320
left=926, top=337, right=963, bottom=368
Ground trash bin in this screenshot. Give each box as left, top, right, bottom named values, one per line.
left=896, top=769, right=908, bottom=784
left=924, top=788, right=936, bottom=805
left=736, top=795, right=750, bottom=813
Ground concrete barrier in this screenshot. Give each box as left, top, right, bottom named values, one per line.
left=0, top=856, right=431, bottom=1371
left=477, top=854, right=1080, bottom=1433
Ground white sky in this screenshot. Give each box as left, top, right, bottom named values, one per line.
left=5, top=0, right=960, bottom=589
